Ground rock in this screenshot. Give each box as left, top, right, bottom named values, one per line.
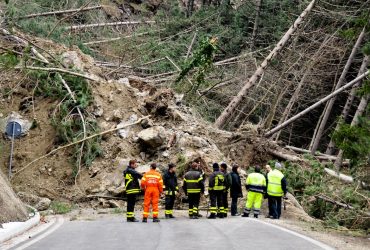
left=111, top=109, right=123, bottom=122
left=109, top=185, right=126, bottom=196
left=117, top=114, right=138, bottom=138
left=61, top=51, right=84, bottom=71
left=174, top=93, right=184, bottom=105
left=140, top=118, right=153, bottom=129
left=137, top=126, right=167, bottom=148
left=162, top=151, right=170, bottom=158
left=117, top=78, right=130, bottom=88
left=140, top=152, right=146, bottom=160
left=35, top=198, right=51, bottom=211
left=107, top=200, right=122, bottom=208
left=136, top=164, right=150, bottom=174
left=17, top=192, right=41, bottom=204
left=191, top=136, right=209, bottom=148
left=93, top=102, right=104, bottom=117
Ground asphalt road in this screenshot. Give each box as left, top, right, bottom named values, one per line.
left=10, top=216, right=332, bottom=250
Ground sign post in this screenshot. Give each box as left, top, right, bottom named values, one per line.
left=5, top=121, right=22, bottom=179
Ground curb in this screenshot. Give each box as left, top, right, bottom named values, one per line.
left=0, top=208, right=40, bottom=244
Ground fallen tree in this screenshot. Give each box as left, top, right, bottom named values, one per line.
left=68, top=21, right=155, bottom=31
left=265, top=70, right=370, bottom=137
left=315, top=195, right=370, bottom=217
left=17, top=5, right=102, bottom=19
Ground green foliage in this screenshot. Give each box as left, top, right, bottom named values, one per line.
left=363, top=42, right=370, bottom=55
left=332, top=118, right=370, bottom=168
left=176, top=153, right=187, bottom=176
left=176, top=37, right=218, bottom=91
left=50, top=201, right=74, bottom=214
left=283, top=160, right=370, bottom=231
left=0, top=52, right=19, bottom=68
left=28, top=69, right=102, bottom=175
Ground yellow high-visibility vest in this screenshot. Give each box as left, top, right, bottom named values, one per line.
left=267, top=169, right=284, bottom=197
left=246, top=172, right=266, bottom=193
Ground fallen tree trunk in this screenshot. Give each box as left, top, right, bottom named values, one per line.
left=265, top=70, right=370, bottom=137
left=14, top=66, right=101, bottom=82
left=324, top=168, right=353, bottom=183
left=315, top=195, right=370, bottom=216
left=68, top=21, right=155, bottom=31
left=17, top=5, right=102, bottom=19
left=83, top=31, right=152, bottom=45
left=267, top=149, right=303, bottom=162
left=214, top=0, right=317, bottom=128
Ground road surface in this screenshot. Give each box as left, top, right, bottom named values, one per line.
left=9, top=216, right=333, bottom=250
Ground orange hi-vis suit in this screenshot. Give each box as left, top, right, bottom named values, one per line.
left=141, top=169, right=163, bottom=218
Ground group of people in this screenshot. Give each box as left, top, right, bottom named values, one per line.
left=123, top=159, right=287, bottom=223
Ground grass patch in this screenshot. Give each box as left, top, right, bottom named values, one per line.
left=50, top=201, right=74, bottom=214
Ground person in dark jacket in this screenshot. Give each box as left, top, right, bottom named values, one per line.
left=183, top=162, right=205, bottom=219
left=163, top=163, right=178, bottom=219
left=220, top=163, right=232, bottom=217
left=230, top=164, right=243, bottom=216
left=123, top=159, right=143, bottom=222
left=208, top=163, right=225, bottom=219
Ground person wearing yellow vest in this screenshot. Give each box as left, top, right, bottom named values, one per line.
left=242, top=166, right=266, bottom=218
left=208, top=163, right=225, bottom=219
left=267, top=162, right=287, bottom=219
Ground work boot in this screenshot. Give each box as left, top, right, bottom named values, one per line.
left=254, top=214, right=258, bottom=218
left=223, top=213, right=228, bottom=218
left=168, top=214, right=175, bottom=219
left=127, top=218, right=139, bottom=222
left=241, top=213, right=249, bottom=217
left=207, top=214, right=216, bottom=219
left=142, top=218, right=147, bottom=223
left=153, top=218, right=160, bottom=223
left=197, top=213, right=203, bottom=217
left=165, top=214, right=170, bottom=219
left=191, top=215, right=198, bottom=219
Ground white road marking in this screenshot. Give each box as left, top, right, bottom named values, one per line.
left=251, top=218, right=334, bottom=250
left=11, top=216, right=64, bottom=250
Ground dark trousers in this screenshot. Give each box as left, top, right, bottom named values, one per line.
left=165, top=195, right=175, bottom=214
left=188, top=193, right=200, bottom=217
left=126, top=194, right=137, bottom=218
left=231, top=196, right=239, bottom=215
left=222, top=192, right=229, bottom=216
left=268, top=196, right=282, bottom=219
left=209, top=191, right=223, bottom=215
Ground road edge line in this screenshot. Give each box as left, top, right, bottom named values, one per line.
left=251, top=219, right=335, bottom=250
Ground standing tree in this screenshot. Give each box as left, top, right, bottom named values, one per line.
left=309, top=27, right=366, bottom=154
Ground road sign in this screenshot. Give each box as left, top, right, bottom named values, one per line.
left=6, top=121, right=22, bottom=138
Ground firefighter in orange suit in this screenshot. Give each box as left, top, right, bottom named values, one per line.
left=141, top=163, right=163, bottom=223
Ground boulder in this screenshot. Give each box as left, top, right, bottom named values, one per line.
left=61, top=51, right=84, bottom=71
left=137, top=126, right=167, bottom=148
left=35, top=198, right=51, bottom=211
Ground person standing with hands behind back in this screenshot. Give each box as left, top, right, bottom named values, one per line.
left=230, top=164, right=242, bottom=216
